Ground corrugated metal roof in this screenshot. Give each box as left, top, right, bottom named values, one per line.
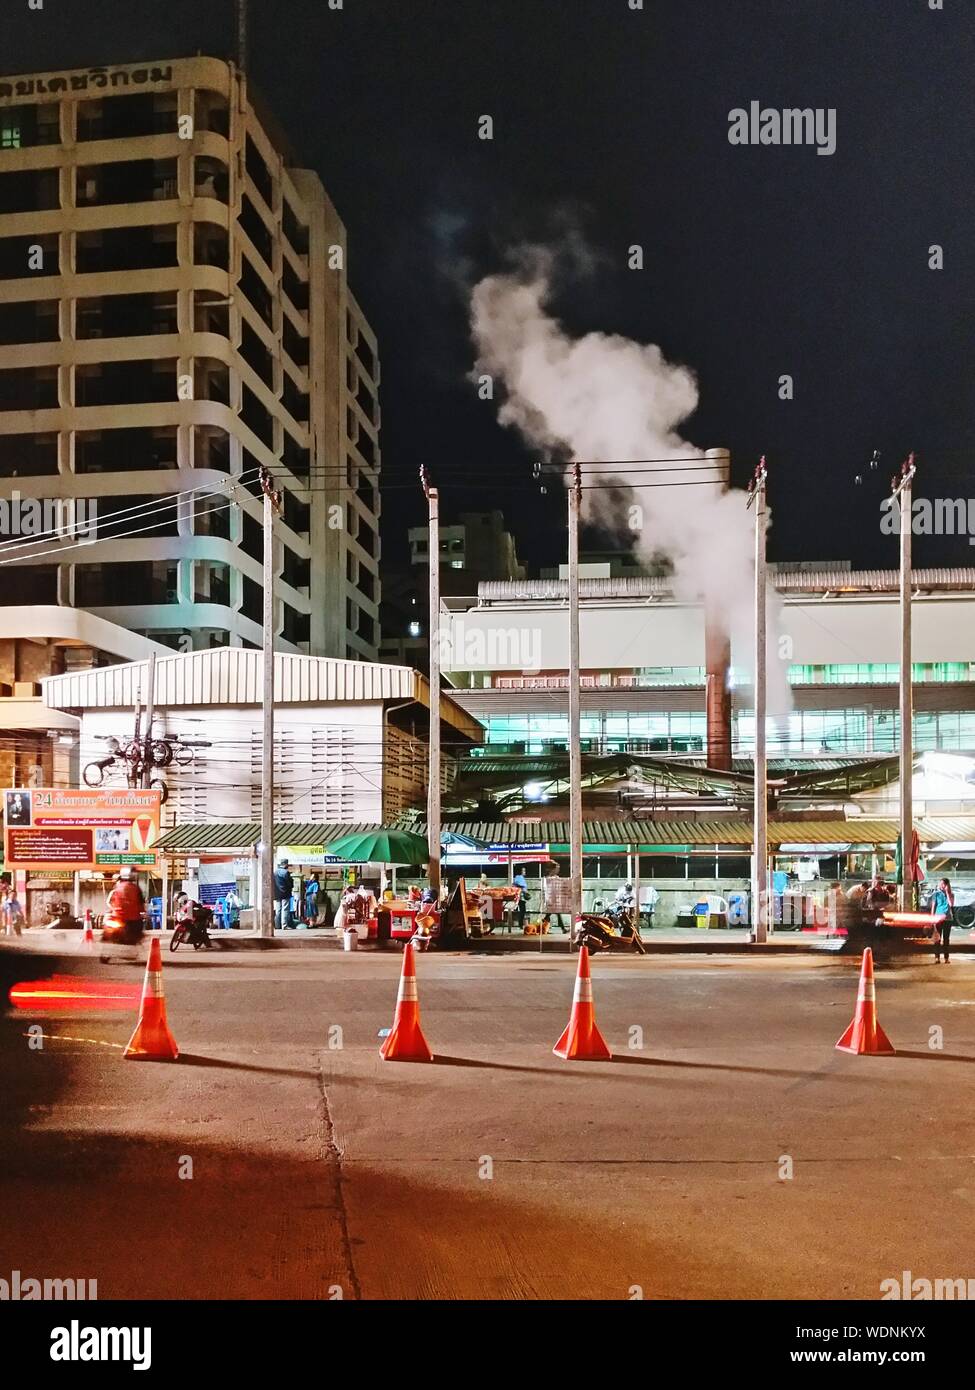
left=41, top=649, right=483, bottom=739
left=43, top=651, right=418, bottom=710
left=157, top=822, right=383, bottom=852
left=155, top=813, right=975, bottom=855
left=477, top=569, right=975, bottom=603
left=430, top=816, right=975, bottom=848
left=453, top=752, right=905, bottom=800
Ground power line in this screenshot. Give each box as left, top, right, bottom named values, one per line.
left=0, top=469, right=265, bottom=561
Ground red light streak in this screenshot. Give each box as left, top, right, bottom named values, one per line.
left=881, top=912, right=943, bottom=927
left=8, top=975, right=142, bottom=1011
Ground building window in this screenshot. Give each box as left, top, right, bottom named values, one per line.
left=0, top=565, right=57, bottom=604
left=75, top=561, right=177, bottom=607
left=194, top=561, right=231, bottom=607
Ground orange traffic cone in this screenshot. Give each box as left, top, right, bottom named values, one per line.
left=835, top=947, right=895, bottom=1056
left=380, top=942, right=433, bottom=1062
left=123, top=936, right=179, bottom=1061
left=553, top=945, right=612, bottom=1060
left=81, top=910, right=95, bottom=948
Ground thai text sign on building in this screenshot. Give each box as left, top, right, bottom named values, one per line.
left=3, top=788, right=161, bottom=871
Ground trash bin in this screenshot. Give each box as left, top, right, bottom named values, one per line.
left=376, top=907, right=392, bottom=948
left=693, top=899, right=711, bottom=929
left=342, top=927, right=358, bottom=952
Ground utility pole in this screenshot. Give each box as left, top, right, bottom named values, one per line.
left=259, top=466, right=280, bottom=937
left=568, top=462, right=583, bottom=928
left=130, top=694, right=142, bottom=790
left=747, top=458, right=769, bottom=943
left=141, top=651, right=157, bottom=790
left=893, top=453, right=917, bottom=910
left=237, top=0, right=248, bottom=72
left=420, top=466, right=441, bottom=895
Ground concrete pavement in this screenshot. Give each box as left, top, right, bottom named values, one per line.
left=2, top=947, right=974, bottom=1299
left=17, top=922, right=975, bottom=954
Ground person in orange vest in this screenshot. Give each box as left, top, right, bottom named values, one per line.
left=102, top=867, right=146, bottom=944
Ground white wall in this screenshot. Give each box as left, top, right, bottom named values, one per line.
left=77, top=702, right=388, bottom=826
left=443, top=594, right=975, bottom=674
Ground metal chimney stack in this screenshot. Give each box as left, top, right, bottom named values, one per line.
left=704, top=448, right=733, bottom=771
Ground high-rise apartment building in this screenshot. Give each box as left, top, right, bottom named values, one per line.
left=0, top=56, right=381, bottom=658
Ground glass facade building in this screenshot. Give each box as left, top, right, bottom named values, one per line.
left=474, top=708, right=975, bottom=758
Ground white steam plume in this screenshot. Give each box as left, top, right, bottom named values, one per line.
left=469, top=248, right=790, bottom=714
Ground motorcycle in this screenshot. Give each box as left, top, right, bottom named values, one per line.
left=572, top=903, right=646, bottom=955
left=170, top=902, right=214, bottom=952
left=100, top=912, right=147, bottom=946
left=45, top=900, right=83, bottom=931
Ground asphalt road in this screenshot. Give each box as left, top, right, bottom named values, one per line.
left=2, top=946, right=974, bottom=1301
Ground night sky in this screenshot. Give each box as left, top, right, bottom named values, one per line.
left=7, top=0, right=975, bottom=570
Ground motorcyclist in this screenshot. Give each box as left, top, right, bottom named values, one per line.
left=614, top=882, right=635, bottom=910
left=172, top=893, right=213, bottom=949
left=101, top=867, right=146, bottom=945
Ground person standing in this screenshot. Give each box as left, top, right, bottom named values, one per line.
left=304, top=873, right=321, bottom=925
left=224, top=886, right=241, bottom=929
left=544, top=864, right=568, bottom=933
left=3, top=888, right=24, bottom=936
left=642, top=883, right=659, bottom=929
left=931, top=877, right=955, bottom=965
left=273, top=858, right=295, bottom=930
left=513, top=865, right=529, bottom=931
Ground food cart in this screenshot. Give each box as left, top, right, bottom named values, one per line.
left=471, top=885, right=521, bottom=932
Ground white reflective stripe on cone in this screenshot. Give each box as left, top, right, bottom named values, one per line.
left=399, top=979, right=418, bottom=1002
left=574, top=980, right=593, bottom=1003
left=148, top=973, right=164, bottom=998
left=858, top=981, right=876, bottom=1002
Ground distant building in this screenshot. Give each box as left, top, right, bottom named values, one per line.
left=408, top=510, right=525, bottom=587
left=378, top=569, right=428, bottom=670
left=0, top=56, right=380, bottom=658
left=540, top=551, right=666, bottom=581
left=385, top=512, right=526, bottom=671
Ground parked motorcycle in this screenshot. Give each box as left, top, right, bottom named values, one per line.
left=44, top=900, right=83, bottom=931
left=572, top=905, right=646, bottom=955
left=170, top=901, right=214, bottom=952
